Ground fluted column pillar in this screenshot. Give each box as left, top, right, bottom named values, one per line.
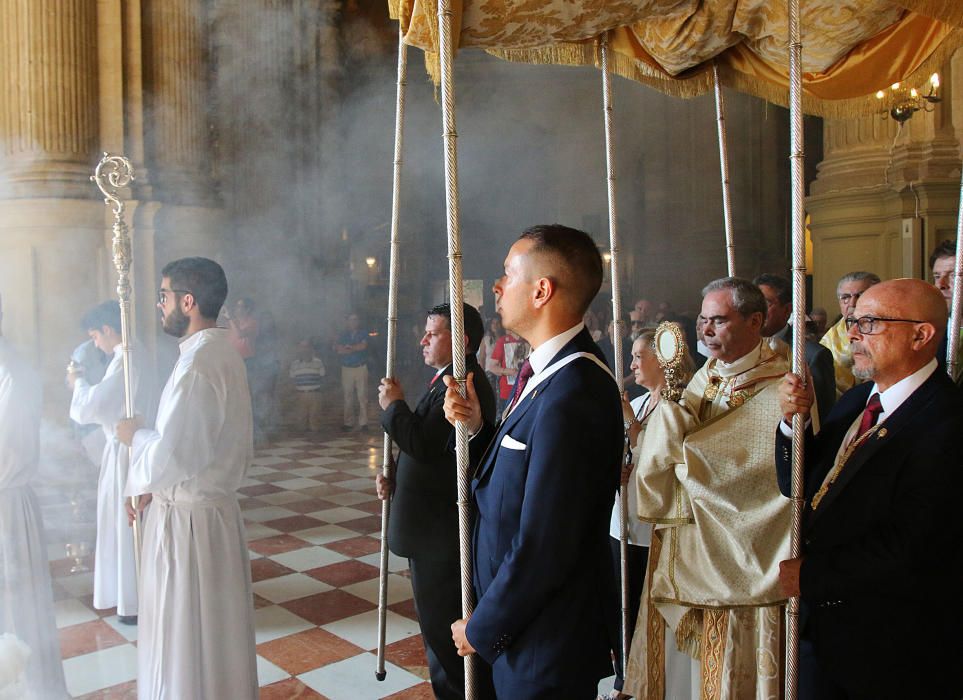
left=0, top=0, right=99, bottom=197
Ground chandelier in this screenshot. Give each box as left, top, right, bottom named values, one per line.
left=876, top=73, right=941, bottom=123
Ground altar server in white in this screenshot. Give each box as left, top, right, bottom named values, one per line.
left=69, top=300, right=141, bottom=624
left=118, top=258, right=257, bottom=700
left=0, top=293, right=69, bottom=699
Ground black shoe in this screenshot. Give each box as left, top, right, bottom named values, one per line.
left=117, top=615, right=138, bottom=626
left=341, top=424, right=352, bottom=432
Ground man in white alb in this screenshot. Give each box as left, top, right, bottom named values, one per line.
left=68, top=300, right=143, bottom=624
left=117, top=257, right=258, bottom=699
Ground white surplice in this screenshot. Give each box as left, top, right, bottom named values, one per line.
left=0, top=338, right=69, bottom=699
left=70, top=343, right=141, bottom=616
left=126, top=328, right=257, bottom=700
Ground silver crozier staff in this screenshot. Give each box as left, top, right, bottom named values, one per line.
left=91, top=153, right=142, bottom=578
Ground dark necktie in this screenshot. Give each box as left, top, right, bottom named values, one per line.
left=849, top=392, right=883, bottom=448
left=507, top=359, right=534, bottom=413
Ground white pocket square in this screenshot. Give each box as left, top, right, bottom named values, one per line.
left=500, top=434, right=527, bottom=451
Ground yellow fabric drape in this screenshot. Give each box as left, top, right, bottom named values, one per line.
left=390, top=0, right=963, bottom=118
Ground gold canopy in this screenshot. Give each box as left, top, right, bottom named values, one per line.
left=389, top=0, right=963, bottom=117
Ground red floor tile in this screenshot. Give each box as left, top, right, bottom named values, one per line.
left=251, top=557, right=297, bottom=582
left=253, top=593, right=274, bottom=609
left=239, top=483, right=284, bottom=497
left=248, top=534, right=312, bottom=556
left=283, top=497, right=340, bottom=514
left=280, top=589, right=375, bottom=626
left=353, top=499, right=386, bottom=516
left=255, top=471, right=304, bottom=483
left=388, top=598, right=420, bottom=621
left=257, top=627, right=365, bottom=675
left=299, top=484, right=351, bottom=498
left=323, top=535, right=381, bottom=557
left=384, top=634, right=429, bottom=668
left=77, top=680, right=138, bottom=699
left=305, top=560, right=380, bottom=587
left=49, top=555, right=94, bottom=578
left=337, top=515, right=383, bottom=535
left=259, top=677, right=328, bottom=699
left=59, top=619, right=127, bottom=659
left=261, top=514, right=326, bottom=533
left=315, top=473, right=357, bottom=484
left=240, top=497, right=270, bottom=511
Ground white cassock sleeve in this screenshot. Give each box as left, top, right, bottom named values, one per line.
left=70, top=363, right=124, bottom=427
left=126, top=370, right=223, bottom=496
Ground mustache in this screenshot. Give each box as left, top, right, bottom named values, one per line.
left=850, top=340, right=871, bottom=356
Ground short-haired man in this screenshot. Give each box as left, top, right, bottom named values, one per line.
left=929, top=239, right=961, bottom=378
left=68, top=300, right=145, bottom=625
left=444, top=224, right=623, bottom=698
left=625, top=277, right=791, bottom=699
left=778, top=279, right=963, bottom=698
left=820, top=271, right=881, bottom=397
left=117, top=257, right=258, bottom=699
left=375, top=302, right=496, bottom=700
left=754, top=273, right=836, bottom=421
left=0, top=293, right=69, bottom=698
left=335, top=312, right=369, bottom=432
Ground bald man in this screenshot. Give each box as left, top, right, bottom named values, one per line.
left=777, top=279, right=963, bottom=699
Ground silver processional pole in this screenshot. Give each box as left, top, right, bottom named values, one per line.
left=375, top=21, right=409, bottom=682
left=785, top=0, right=806, bottom=698
left=599, top=32, right=631, bottom=680
left=436, top=0, right=476, bottom=696
left=946, top=169, right=963, bottom=380
left=91, top=153, right=142, bottom=580
left=713, top=62, right=736, bottom=277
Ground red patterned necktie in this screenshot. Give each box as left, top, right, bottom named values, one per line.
left=507, top=359, right=534, bottom=412
left=852, top=392, right=883, bottom=445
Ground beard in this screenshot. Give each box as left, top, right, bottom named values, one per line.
left=850, top=341, right=875, bottom=380
left=162, top=306, right=190, bottom=338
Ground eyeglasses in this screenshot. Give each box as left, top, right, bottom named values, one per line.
left=158, top=289, right=192, bottom=305
left=837, top=292, right=864, bottom=305
left=844, top=315, right=926, bottom=335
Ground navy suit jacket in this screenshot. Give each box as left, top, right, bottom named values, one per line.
left=776, top=369, right=963, bottom=697
left=465, top=328, right=623, bottom=688
left=382, top=355, right=495, bottom=559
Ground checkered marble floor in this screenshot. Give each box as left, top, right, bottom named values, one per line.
left=49, top=431, right=435, bottom=699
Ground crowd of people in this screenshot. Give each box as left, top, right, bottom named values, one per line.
left=1, top=229, right=962, bottom=699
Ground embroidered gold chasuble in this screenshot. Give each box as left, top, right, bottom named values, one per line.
left=625, top=342, right=791, bottom=700
left=820, top=316, right=857, bottom=398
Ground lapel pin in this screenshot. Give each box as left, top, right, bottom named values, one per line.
left=877, top=428, right=887, bottom=438
left=531, top=389, right=538, bottom=399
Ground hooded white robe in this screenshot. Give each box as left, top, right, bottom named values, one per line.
left=0, top=338, right=69, bottom=699
left=70, top=342, right=142, bottom=616
left=126, top=328, right=257, bottom=699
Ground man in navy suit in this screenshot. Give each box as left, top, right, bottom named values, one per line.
left=777, top=278, right=963, bottom=699
left=443, top=224, right=623, bottom=698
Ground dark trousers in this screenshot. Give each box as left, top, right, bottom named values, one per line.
left=608, top=536, right=648, bottom=691
left=492, top=674, right=598, bottom=700
left=408, top=557, right=495, bottom=700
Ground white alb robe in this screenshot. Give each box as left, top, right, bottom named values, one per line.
left=0, top=338, right=69, bottom=699
left=126, top=328, right=257, bottom=700
left=70, top=343, right=141, bottom=616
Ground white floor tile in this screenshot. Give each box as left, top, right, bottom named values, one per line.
left=54, top=598, right=98, bottom=629
left=288, top=466, right=334, bottom=477
left=322, top=491, right=378, bottom=507
left=253, top=605, right=315, bottom=644
left=252, top=572, right=333, bottom=603
left=330, top=477, right=377, bottom=492
left=271, top=477, right=327, bottom=490
left=243, top=506, right=299, bottom=523
left=248, top=465, right=276, bottom=475
left=341, top=573, right=413, bottom=605
left=270, top=545, right=347, bottom=571
left=103, top=614, right=139, bottom=641
left=298, top=652, right=422, bottom=699
left=244, top=523, right=283, bottom=540
left=295, top=524, right=357, bottom=545
left=258, top=491, right=314, bottom=506
left=257, top=654, right=291, bottom=687
left=251, top=455, right=291, bottom=466
left=260, top=447, right=302, bottom=456
left=296, top=456, right=343, bottom=466
left=358, top=551, right=409, bottom=573
left=57, top=571, right=95, bottom=597
left=321, top=609, right=420, bottom=651
left=308, top=506, right=369, bottom=523
left=62, top=643, right=138, bottom=696
left=272, top=439, right=313, bottom=448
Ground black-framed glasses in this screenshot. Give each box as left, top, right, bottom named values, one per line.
left=158, top=288, right=192, bottom=305
left=845, top=315, right=926, bottom=335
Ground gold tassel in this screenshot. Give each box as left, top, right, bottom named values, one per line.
left=675, top=608, right=703, bottom=659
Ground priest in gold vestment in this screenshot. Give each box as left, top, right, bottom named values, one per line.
left=625, top=278, right=792, bottom=700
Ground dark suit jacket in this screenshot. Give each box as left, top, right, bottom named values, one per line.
left=382, top=355, right=495, bottom=560
left=776, top=369, right=963, bottom=697
left=773, top=325, right=836, bottom=421
left=465, top=328, right=623, bottom=689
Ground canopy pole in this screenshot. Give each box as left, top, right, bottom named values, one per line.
left=599, top=32, right=631, bottom=680
left=786, top=0, right=805, bottom=698
left=375, top=22, right=408, bottom=683
left=947, top=170, right=963, bottom=380
left=436, top=0, right=476, bottom=696
left=91, top=154, right=142, bottom=581
left=713, top=63, right=736, bottom=277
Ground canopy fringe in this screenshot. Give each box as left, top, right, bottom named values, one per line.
left=895, top=0, right=963, bottom=28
